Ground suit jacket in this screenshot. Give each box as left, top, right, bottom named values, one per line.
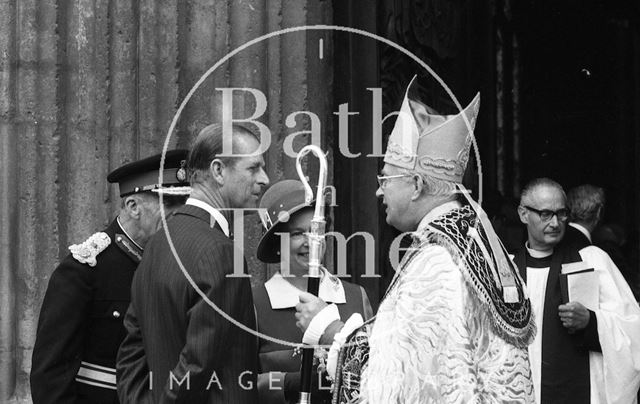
left=117, top=205, right=258, bottom=403
left=31, top=219, right=142, bottom=404
left=562, top=224, right=591, bottom=251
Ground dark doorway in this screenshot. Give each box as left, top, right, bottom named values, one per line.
left=332, top=0, right=640, bottom=305
left=515, top=0, right=640, bottom=265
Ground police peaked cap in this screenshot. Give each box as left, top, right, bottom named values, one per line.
left=107, top=149, right=190, bottom=197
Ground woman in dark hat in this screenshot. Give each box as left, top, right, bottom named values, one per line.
left=253, top=179, right=373, bottom=404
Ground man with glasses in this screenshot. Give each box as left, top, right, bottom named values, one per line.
left=295, top=77, right=536, bottom=403
left=513, top=178, right=640, bottom=403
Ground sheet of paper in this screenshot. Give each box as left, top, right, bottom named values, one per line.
left=566, top=270, right=599, bottom=311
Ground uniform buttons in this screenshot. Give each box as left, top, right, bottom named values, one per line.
left=112, top=310, right=121, bottom=318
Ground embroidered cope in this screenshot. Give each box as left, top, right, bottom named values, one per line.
left=331, top=204, right=535, bottom=403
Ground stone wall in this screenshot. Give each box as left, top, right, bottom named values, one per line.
left=0, top=1, right=333, bottom=402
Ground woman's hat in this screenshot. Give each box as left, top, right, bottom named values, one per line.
left=256, top=179, right=316, bottom=263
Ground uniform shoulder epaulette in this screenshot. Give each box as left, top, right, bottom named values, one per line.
left=68, top=232, right=111, bottom=267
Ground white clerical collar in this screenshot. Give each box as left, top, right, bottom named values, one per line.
left=417, top=200, right=462, bottom=232
left=525, top=242, right=553, bottom=258
left=116, top=216, right=143, bottom=250
left=264, top=268, right=346, bottom=309
left=186, top=198, right=230, bottom=237
left=569, top=222, right=592, bottom=242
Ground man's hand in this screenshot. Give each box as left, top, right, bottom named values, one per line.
left=558, top=302, right=590, bottom=331
left=294, top=292, right=328, bottom=332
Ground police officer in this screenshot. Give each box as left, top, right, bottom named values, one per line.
left=30, top=150, right=191, bottom=404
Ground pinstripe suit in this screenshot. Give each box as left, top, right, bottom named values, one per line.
left=117, top=204, right=258, bottom=403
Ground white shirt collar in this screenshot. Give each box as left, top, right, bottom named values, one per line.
left=185, top=198, right=230, bottom=237
left=264, top=268, right=346, bottom=309
left=569, top=222, right=592, bottom=242
left=525, top=242, right=553, bottom=258
left=417, top=200, right=462, bottom=232
left=116, top=216, right=143, bottom=250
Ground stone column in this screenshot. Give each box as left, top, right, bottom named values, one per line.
left=0, top=1, right=333, bottom=402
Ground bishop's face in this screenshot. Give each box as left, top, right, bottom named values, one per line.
left=376, top=163, right=415, bottom=232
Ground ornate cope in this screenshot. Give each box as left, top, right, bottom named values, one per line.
left=332, top=205, right=535, bottom=403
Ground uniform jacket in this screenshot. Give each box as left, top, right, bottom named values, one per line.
left=31, top=219, right=142, bottom=404
left=116, top=204, right=258, bottom=404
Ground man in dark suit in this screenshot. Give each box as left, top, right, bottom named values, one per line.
left=30, top=150, right=191, bottom=404
left=117, top=123, right=269, bottom=403
left=562, top=184, right=605, bottom=250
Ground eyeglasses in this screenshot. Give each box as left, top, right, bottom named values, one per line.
left=523, top=205, right=569, bottom=222
left=377, top=174, right=412, bottom=189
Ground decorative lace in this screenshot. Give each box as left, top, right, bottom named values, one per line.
left=424, top=205, right=535, bottom=346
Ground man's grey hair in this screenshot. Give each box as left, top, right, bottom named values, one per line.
left=398, top=168, right=457, bottom=198
left=120, top=191, right=156, bottom=209
left=120, top=191, right=186, bottom=210
left=421, top=173, right=457, bottom=197
left=519, top=178, right=566, bottom=207
left=567, top=184, right=605, bottom=224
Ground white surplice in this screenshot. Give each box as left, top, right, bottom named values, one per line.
left=526, top=245, right=640, bottom=404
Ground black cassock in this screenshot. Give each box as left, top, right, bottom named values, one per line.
left=514, top=246, right=601, bottom=404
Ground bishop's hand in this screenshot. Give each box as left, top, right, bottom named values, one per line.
left=295, top=292, right=328, bottom=332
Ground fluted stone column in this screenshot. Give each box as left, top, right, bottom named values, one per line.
left=0, top=1, right=333, bottom=402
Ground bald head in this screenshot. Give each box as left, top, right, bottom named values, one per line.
left=519, top=178, right=566, bottom=207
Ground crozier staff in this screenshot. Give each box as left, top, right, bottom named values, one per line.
left=253, top=179, right=372, bottom=404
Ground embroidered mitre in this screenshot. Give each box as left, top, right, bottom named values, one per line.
left=384, top=76, right=480, bottom=183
